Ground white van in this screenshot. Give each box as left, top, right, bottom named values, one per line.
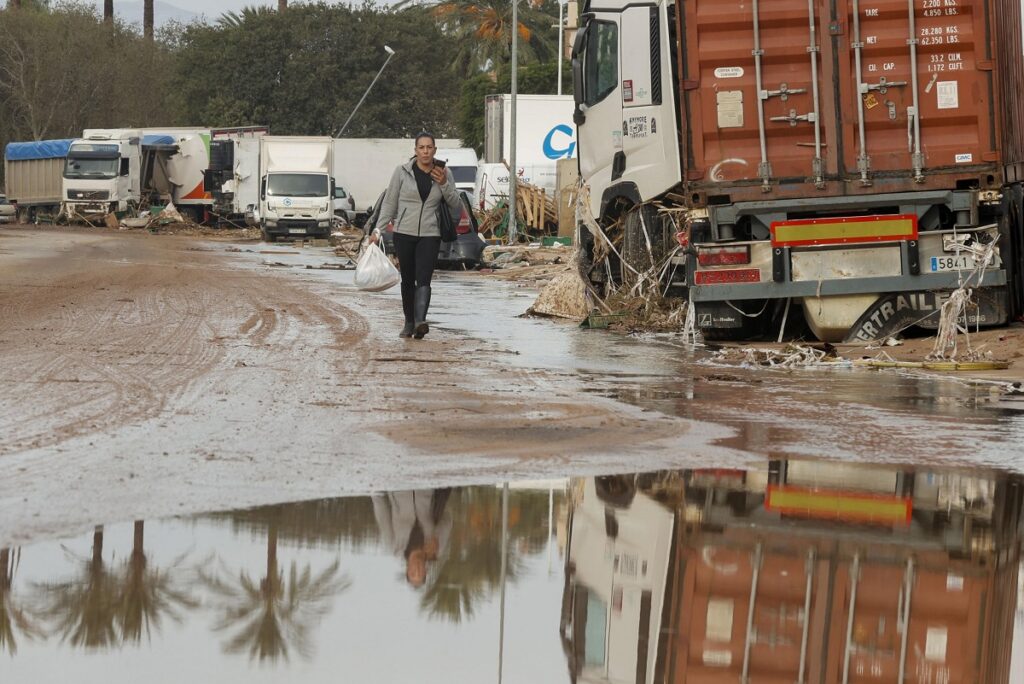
left=434, top=147, right=478, bottom=204
left=474, top=162, right=558, bottom=212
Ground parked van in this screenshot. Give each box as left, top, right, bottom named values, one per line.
left=434, top=147, right=478, bottom=205
left=474, top=162, right=557, bottom=212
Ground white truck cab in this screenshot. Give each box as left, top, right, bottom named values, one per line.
left=63, top=130, right=179, bottom=220
left=258, top=136, right=335, bottom=241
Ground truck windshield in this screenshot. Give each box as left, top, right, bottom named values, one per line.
left=63, top=157, right=118, bottom=180
left=266, top=174, right=328, bottom=197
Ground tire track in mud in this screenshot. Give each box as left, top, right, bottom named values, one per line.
left=0, top=235, right=373, bottom=457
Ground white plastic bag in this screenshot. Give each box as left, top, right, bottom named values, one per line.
left=354, top=241, right=400, bottom=292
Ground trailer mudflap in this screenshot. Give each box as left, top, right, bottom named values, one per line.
left=843, top=287, right=1008, bottom=343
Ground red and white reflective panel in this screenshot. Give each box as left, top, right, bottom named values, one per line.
left=457, top=209, right=472, bottom=235
left=696, top=244, right=750, bottom=266
left=694, top=268, right=760, bottom=285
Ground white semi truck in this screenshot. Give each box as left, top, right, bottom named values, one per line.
left=258, top=136, right=335, bottom=242
left=61, top=130, right=179, bottom=219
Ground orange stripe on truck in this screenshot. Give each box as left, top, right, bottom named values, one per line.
left=771, top=214, right=918, bottom=248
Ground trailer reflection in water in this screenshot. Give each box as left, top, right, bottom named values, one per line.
left=560, top=463, right=1024, bottom=684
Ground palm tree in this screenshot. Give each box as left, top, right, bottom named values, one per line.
left=420, top=0, right=557, bottom=75
left=35, top=526, right=119, bottom=649
left=200, top=522, right=350, bottom=662
left=104, top=0, right=113, bottom=23
left=7, top=1, right=22, bottom=10
left=217, top=6, right=277, bottom=29
left=0, top=547, right=42, bottom=655
left=143, top=0, right=153, bottom=39
left=278, top=0, right=286, bottom=11
left=115, top=521, right=198, bottom=644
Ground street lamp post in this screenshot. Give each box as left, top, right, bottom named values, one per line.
left=336, top=45, right=396, bottom=138
left=508, top=0, right=519, bottom=243
left=557, top=0, right=565, bottom=96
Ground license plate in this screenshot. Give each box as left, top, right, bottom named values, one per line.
left=931, top=255, right=972, bottom=272
left=288, top=228, right=307, bottom=234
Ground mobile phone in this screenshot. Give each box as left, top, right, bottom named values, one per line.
left=433, top=159, right=446, bottom=169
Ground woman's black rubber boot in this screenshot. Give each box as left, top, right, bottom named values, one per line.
left=399, top=283, right=415, bottom=338
left=413, top=286, right=431, bottom=339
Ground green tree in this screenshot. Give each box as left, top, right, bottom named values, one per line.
left=174, top=3, right=460, bottom=138
left=0, top=3, right=180, bottom=167
left=421, top=0, right=557, bottom=75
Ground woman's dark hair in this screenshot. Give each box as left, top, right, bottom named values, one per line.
left=414, top=131, right=436, bottom=146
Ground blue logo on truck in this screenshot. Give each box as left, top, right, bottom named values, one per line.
left=543, top=125, right=576, bottom=160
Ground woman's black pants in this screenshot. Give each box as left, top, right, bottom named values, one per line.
left=393, top=233, right=440, bottom=323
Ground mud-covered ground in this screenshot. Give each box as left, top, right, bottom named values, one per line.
left=3, top=225, right=1023, bottom=548
left=0, top=226, right=722, bottom=547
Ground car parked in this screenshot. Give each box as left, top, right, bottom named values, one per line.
left=0, top=195, right=16, bottom=223
left=363, top=190, right=486, bottom=269
left=333, top=184, right=356, bottom=224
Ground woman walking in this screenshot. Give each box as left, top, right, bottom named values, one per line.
left=370, top=132, right=461, bottom=339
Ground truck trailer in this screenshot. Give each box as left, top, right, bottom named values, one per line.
left=3, top=139, right=75, bottom=220
left=571, top=0, right=1024, bottom=341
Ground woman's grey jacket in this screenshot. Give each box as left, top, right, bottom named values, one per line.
left=377, top=159, right=461, bottom=238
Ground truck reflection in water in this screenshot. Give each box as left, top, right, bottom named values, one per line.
left=560, top=462, right=1023, bottom=684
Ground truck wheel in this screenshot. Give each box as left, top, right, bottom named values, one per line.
left=261, top=228, right=276, bottom=243
left=999, top=184, right=1024, bottom=319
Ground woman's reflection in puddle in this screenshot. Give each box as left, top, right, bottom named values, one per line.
left=372, top=489, right=453, bottom=587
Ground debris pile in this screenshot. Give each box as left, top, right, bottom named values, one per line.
left=478, top=181, right=559, bottom=240
left=927, top=232, right=1001, bottom=362
left=574, top=183, right=689, bottom=333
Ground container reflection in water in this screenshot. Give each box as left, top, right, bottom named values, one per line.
left=560, top=462, right=1024, bottom=684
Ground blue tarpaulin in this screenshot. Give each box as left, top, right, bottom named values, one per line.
left=4, top=139, right=75, bottom=161
left=142, top=135, right=175, bottom=146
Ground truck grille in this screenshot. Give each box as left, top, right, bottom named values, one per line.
left=67, top=190, right=110, bottom=201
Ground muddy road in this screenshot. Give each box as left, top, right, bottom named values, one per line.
left=1, top=227, right=1022, bottom=547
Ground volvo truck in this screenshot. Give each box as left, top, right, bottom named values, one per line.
left=571, top=0, right=1024, bottom=341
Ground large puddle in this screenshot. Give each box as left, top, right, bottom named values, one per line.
left=4, top=459, right=1023, bottom=682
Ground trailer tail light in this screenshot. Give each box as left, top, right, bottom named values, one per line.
left=771, top=214, right=918, bottom=248
left=697, top=245, right=750, bottom=266
left=457, top=209, right=472, bottom=234
left=694, top=268, right=760, bottom=285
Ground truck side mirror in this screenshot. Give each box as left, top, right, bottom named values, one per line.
left=571, top=20, right=589, bottom=107
left=260, top=178, right=267, bottom=201
left=120, top=158, right=130, bottom=176
left=330, top=177, right=336, bottom=197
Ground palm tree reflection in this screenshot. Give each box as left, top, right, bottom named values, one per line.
left=200, top=521, right=351, bottom=663
left=35, top=526, right=119, bottom=649
left=0, top=546, right=42, bottom=655
left=116, top=521, right=197, bottom=643
left=419, top=488, right=555, bottom=623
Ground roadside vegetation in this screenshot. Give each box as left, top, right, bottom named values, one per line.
left=0, top=0, right=567, bottom=182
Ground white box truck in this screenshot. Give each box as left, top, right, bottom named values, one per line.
left=259, top=136, right=334, bottom=241
left=483, top=94, right=577, bottom=166
left=332, top=137, right=461, bottom=219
